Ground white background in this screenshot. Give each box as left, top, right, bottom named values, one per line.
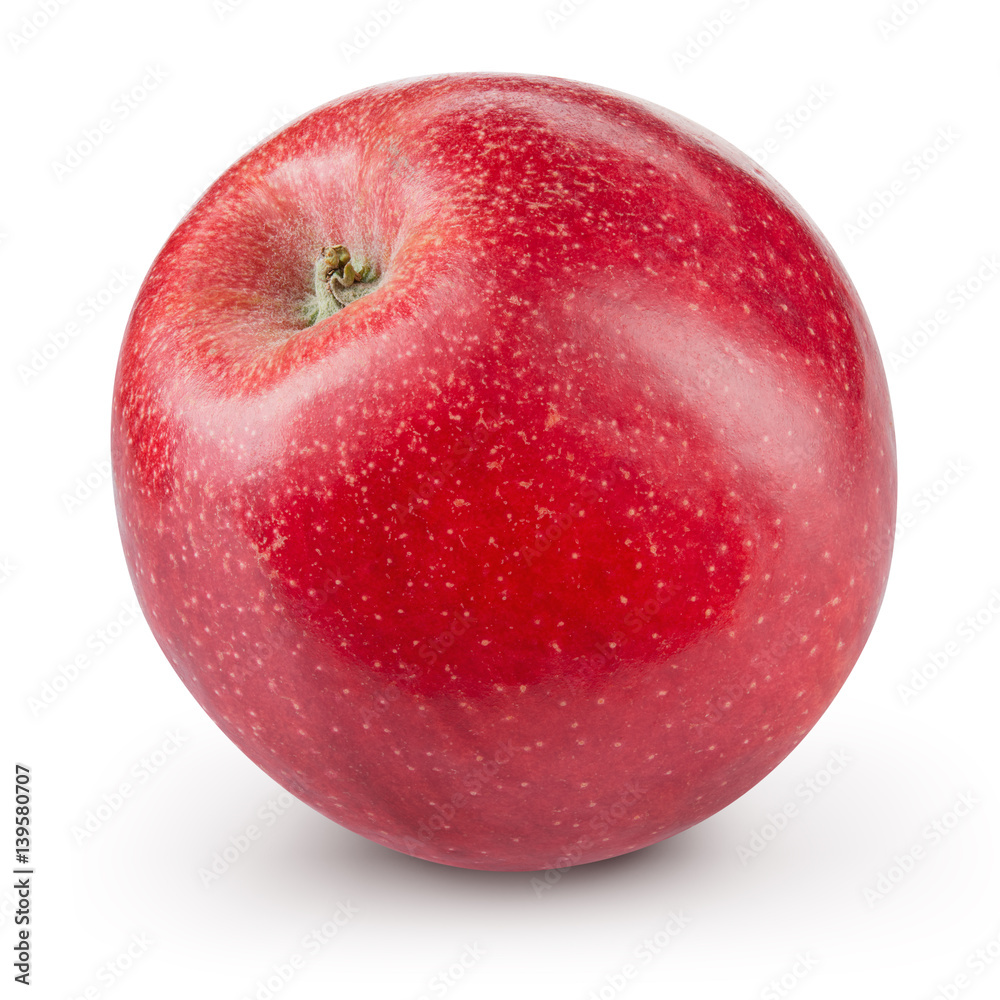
left=3, top=0, right=999, bottom=997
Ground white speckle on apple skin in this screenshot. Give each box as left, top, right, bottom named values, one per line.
left=112, top=72, right=895, bottom=872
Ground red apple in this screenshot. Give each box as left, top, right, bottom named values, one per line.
left=112, top=72, right=896, bottom=871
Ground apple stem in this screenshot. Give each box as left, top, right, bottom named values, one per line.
left=305, top=245, right=380, bottom=324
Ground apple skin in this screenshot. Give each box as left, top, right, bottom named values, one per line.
left=112, top=72, right=895, bottom=871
